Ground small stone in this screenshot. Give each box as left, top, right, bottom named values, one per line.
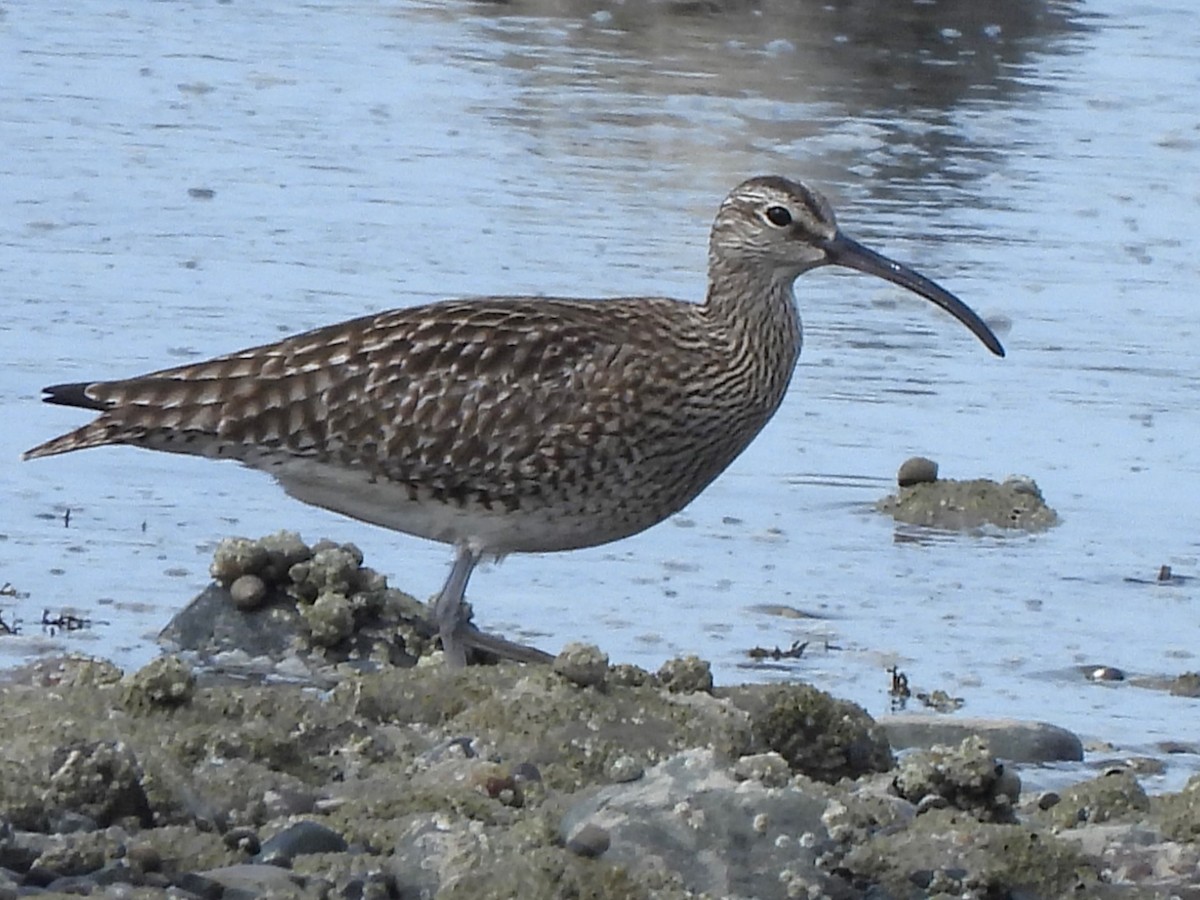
left=897, top=456, right=938, bottom=487
left=553, top=642, right=609, bottom=688
left=605, top=755, right=644, bottom=784
left=565, top=823, right=610, bottom=859
left=125, top=844, right=163, bottom=874
left=229, top=574, right=268, bottom=611
left=511, top=762, right=543, bottom=784
left=657, top=654, right=713, bottom=694
left=224, top=827, right=262, bottom=856
left=1037, top=791, right=1061, bottom=810
left=255, top=821, right=347, bottom=866
left=915, top=793, right=950, bottom=815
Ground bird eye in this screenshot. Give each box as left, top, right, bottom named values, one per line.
left=765, top=206, right=792, bottom=227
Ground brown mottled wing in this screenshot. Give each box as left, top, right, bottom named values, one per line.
left=23, top=297, right=695, bottom=500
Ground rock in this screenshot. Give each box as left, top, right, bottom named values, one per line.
left=725, top=683, right=893, bottom=782
left=891, top=736, right=1020, bottom=823
left=1169, top=671, right=1200, bottom=697
left=255, top=820, right=348, bottom=865
left=656, top=654, right=713, bottom=694
left=229, top=574, right=268, bottom=611
left=1152, top=772, right=1200, bottom=842
left=200, top=863, right=305, bottom=895
left=43, top=740, right=153, bottom=829
left=209, top=537, right=269, bottom=583
left=552, top=642, right=609, bottom=688
left=159, top=533, right=435, bottom=671
left=560, top=748, right=830, bottom=899
left=605, top=755, right=644, bottom=784
left=897, top=456, right=938, bottom=486
left=876, top=475, right=1059, bottom=530
left=1035, top=769, right=1151, bottom=830
left=1037, top=791, right=1061, bottom=811
left=879, top=714, right=1084, bottom=764
left=1085, top=664, right=1125, bottom=682
left=732, top=752, right=792, bottom=788
left=839, top=807, right=1092, bottom=898
left=300, top=591, right=355, bottom=647
left=564, top=822, right=610, bottom=859
left=121, top=655, right=195, bottom=710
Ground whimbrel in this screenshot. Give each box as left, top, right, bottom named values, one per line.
left=24, top=176, right=1004, bottom=666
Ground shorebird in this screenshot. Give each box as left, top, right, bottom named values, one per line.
left=24, top=176, right=1004, bottom=666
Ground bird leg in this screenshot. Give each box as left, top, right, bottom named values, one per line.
left=430, top=545, right=553, bottom=667
left=430, top=545, right=478, bottom=667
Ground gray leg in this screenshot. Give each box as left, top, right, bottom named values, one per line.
left=431, top=545, right=480, bottom=668
left=430, top=545, right=554, bottom=667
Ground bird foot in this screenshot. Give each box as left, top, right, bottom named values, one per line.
left=439, top=621, right=553, bottom=667
left=456, top=624, right=554, bottom=665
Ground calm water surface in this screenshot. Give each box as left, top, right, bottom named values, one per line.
left=2, top=0, right=1199, bottom=782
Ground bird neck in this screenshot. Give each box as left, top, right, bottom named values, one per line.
left=703, top=255, right=803, bottom=364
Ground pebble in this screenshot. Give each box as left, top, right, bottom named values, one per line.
left=255, top=820, right=348, bottom=865
left=229, top=573, right=268, bottom=611
left=606, top=755, right=645, bottom=784
left=1037, top=791, right=1061, bottom=810
left=565, top=823, right=611, bottom=859
left=897, top=456, right=938, bottom=487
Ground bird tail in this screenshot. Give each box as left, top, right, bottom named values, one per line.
left=23, top=420, right=122, bottom=460
left=23, top=382, right=121, bottom=460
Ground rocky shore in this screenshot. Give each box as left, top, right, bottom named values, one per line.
left=1, top=529, right=1198, bottom=899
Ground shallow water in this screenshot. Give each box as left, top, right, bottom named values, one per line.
left=3, top=0, right=1199, bottom=783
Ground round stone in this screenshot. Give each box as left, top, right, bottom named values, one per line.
left=229, top=574, right=268, bottom=611
left=897, top=456, right=938, bottom=487
left=565, top=823, right=610, bottom=859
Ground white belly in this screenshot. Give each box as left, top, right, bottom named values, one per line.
left=269, top=457, right=657, bottom=555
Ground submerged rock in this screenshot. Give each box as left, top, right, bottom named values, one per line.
left=876, top=473, right=1059, bottom=530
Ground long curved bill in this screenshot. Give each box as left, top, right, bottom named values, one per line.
left=823, top=232, right=1005, bottom=358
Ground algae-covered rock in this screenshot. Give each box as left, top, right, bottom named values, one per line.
left=891, top=736, right=1020, bottom=823
left=161, top=532, right=434, bottom=671
left=553, top=642, right=609, bottom=689
left=725, top=683, right=893, bottom=782
left=43, top=739, right=153, bottom=829
left=876, top=475, right=1058, bottom=531
left=1153, top=772, right=1200, bottom=842
left=1035, top=768, right=1151, bottom=830
left=840, top=807, right=1098, bottom=899
left=657, top=654, right=713, bottom=694
left=559, top=748, right=830, bottom=900
left=300, top=591, right=356, bottom=647
left=121, top=655, right=196, bottom=711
